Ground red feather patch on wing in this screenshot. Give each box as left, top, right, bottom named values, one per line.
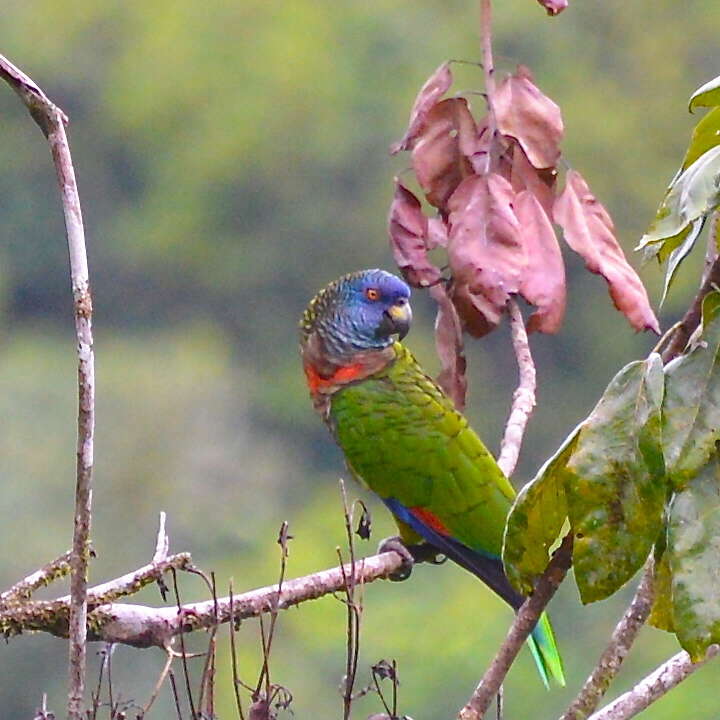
left=410, top=507, right=450, bottom=536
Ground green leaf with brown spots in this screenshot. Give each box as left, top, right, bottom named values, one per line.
left=668, top=455, right=720, bottom=660
left=566, top=354, right=666, bottom=604
left=503, top=425, right=578, bottom=595
left=663, top=292, right=720, bottom=488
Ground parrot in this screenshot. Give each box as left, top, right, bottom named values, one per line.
left=299, top=268, right=564, bottom=688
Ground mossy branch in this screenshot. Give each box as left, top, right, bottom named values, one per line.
left=0, top=546, right=404, bottom=649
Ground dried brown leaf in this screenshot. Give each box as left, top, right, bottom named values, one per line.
left=451, top=281, right=503, bottom=338
left=447, top=173, right=525, bottom=313
left=554, top=170, right=660, bottom=333
left=537, top=0, right=568, bottom=15
left=390, top=62, right=453, bottom=155
left=468, top=114, right=492, bottom=174
left=510, top=142, right=557, bottom=217
left=387, top=180, right=443, bottom=288
left=494, top=66, right=564, bottom=170
left=515, top=190, right=566, bottom=333
left=427, top=216, right=448, bottom=249
left=412, top=98, right=477, bottom=212
left=430, top=283, right=467, bottom=410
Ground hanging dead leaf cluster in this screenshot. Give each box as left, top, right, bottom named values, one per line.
left=388, top=62, right=659, bottom=402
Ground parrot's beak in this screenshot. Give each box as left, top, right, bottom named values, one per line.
left=381, top=301, right=412, bottom=340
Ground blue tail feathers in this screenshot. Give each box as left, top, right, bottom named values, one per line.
left=382, top=496, right=565, bottom=688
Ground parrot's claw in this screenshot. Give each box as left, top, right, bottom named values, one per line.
left=377, top=536, right=443, bottom=581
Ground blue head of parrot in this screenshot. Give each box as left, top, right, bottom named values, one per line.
left=302, top=269, right=412, bottom=357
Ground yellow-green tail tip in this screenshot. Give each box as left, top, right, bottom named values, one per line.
left=527, top=612, right=565, bottom=689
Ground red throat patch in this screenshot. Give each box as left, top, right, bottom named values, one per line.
left=410, top=507, right=450, bottom=536
left=304, top=362, right=365, bottom=395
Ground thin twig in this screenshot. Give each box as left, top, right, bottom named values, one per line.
left=89, top=646, right=106, bottom=720
left=197, top=571, right=219, bottom=718
left=0, top=550, right=72, bottom=603
left=229, top=580, right=247, bottom=720
left=559, top=557, right=655, bottom=720
left=587, top=646, right=719, bottom=720
left=106, top=644, right=115, bottom=717
left=141, top=648, right=174, bottom=717
left=479, top=0, right=496, bottom=175
left=34, top=692, right=52, bottom=720
left=498, top=299, right=537, bottom=477
left=338, top=480, right=364, bottom=720
left=458, top=535, right=573, bottom=720
left=171, top=569, right=197, bottom=720
left=168, top=670, right=184, bottom=720
left=254, top=521, right=290, bottom=703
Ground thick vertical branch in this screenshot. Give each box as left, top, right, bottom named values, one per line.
left=0, top=54, right=95, bottom=720
left=53, top=106, right=95, bottom=720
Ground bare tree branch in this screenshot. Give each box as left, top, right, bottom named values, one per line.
left=498, top=299, right=537, bottom=477
left=458, top=534, right=573, bottom=720
left=478, top=0, right=496, bottom=175
left=0, top=550, right=72, bottom=603
left=0, top=551, right=405, bottom=649
left=559, top=558, right=655, bottom=720
left=587, top=646, right=719, bottom=720
left=0, top=53, right=95, bottom=720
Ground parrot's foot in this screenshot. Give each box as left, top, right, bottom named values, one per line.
left=377, top=536, right=444, bottom=581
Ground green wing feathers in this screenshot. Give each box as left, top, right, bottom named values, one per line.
left=331, top=342, right=515, bottom=556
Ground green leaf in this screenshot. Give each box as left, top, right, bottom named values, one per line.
left=663, top=293, right=720, bottom=487
left=689, top=75, right=720, bottom=112
left=503, top=426, right=578, bottom=595
left=640, top=221, right=691, bottom=265
left=702, top=287, right=720, bottom=322
left=649, top=544, right=675, bottom=633
left=660, top=217, right=705, bottom=307
left=682, top=106, right=720, bottom=169
left=676, top=144, right=720, bottom=221
left=637, top=182, right=690, bottom=251
left=566, top=354, right=666, bottom=603
left=637, top=111, right=720, bottom=272
left=668, top=455, right=720, bottom=660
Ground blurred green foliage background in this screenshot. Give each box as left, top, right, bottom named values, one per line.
left=1, top=0, right=719, bottom=717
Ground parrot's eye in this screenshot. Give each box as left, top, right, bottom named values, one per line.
left=365, top=288, right=380, bottom=301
